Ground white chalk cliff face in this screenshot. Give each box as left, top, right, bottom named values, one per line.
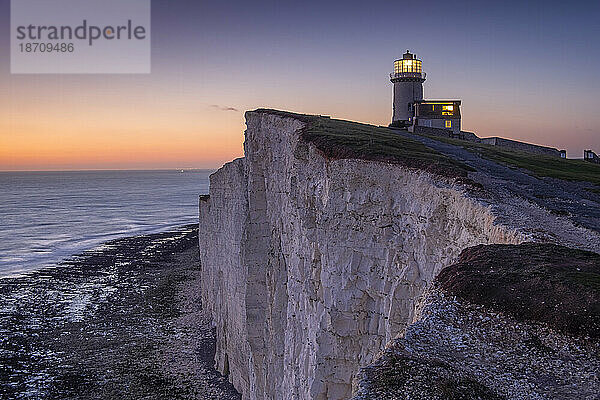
left=198, top=111, right=532, bottom=399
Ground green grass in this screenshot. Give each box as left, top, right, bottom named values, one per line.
left=253, top=109, right=472, bottom=178
left=426, top=135, right=600, bottom=185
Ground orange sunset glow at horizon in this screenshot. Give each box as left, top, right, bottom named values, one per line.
left=0, top=77, right=248, bottom=171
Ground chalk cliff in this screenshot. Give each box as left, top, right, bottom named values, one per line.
left=199, top=110, right=600, bottom=399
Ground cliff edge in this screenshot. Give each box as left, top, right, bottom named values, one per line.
left=199, top=110, right=600, bottom=399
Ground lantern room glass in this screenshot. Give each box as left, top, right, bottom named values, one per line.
left=394, top=59, right=422, bottom=74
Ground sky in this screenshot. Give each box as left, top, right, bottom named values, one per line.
left=1, top=0, right=599, bottom=170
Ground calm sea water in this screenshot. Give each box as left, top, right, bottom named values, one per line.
left=0, top=170, right=211, bottom=277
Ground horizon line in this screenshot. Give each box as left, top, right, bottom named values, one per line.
left=0, top=167, right=218, bottom=173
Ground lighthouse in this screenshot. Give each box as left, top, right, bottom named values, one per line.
left=390, top=50, right=425, bottom=127
left=390, top=50, right=462, bottom=135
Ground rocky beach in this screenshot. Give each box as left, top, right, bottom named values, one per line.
left=0, top=225, right=239, bottom=400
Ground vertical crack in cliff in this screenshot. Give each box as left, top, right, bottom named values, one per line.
left=243, top=160, right=270, bottom=397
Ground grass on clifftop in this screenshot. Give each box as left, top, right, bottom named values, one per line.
left=426, top=135, right=600, bottom=185
left=253, top=109, right=472, bottom=179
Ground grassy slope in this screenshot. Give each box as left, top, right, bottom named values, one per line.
left=253, top=109, right=472, bottom=178
left=437, top=243, right=600, bottom=338
left=426, top=135, right=600, bottom=185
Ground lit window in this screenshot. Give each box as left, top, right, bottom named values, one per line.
left=442, top=104, right=454, bottom=116
left=394, top=60, right=402, bottom=74
left=445, top=120, right=452, bottom=128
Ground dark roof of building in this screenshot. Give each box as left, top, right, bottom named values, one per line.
left=394, top=50, right=422, bottom=63
left=414, top=100, right=461, bottom=104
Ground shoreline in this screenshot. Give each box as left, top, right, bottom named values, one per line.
left=0, top=225, right=240, bottom=399
left=0, top=221, right=202, bottom=279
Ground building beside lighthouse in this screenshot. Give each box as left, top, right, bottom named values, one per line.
left=390, top=50, right=461, bottom=135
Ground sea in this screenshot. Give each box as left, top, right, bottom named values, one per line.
left=0, top=169, right=211, bottom=277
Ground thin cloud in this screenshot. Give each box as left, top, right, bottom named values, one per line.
left=209, top=104, right=239, bottom=112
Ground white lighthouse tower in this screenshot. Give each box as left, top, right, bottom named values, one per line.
left=390, top=50, right=425, bottom=127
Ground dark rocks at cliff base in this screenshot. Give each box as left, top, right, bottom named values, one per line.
left=0, top=225, right=240, bottom=400
left=358, top=347, right=506, bottom=400
left=436, top=242, right=600, bottom=339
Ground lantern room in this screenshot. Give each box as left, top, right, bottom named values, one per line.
left=393, top=51, right=423, bottom=75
